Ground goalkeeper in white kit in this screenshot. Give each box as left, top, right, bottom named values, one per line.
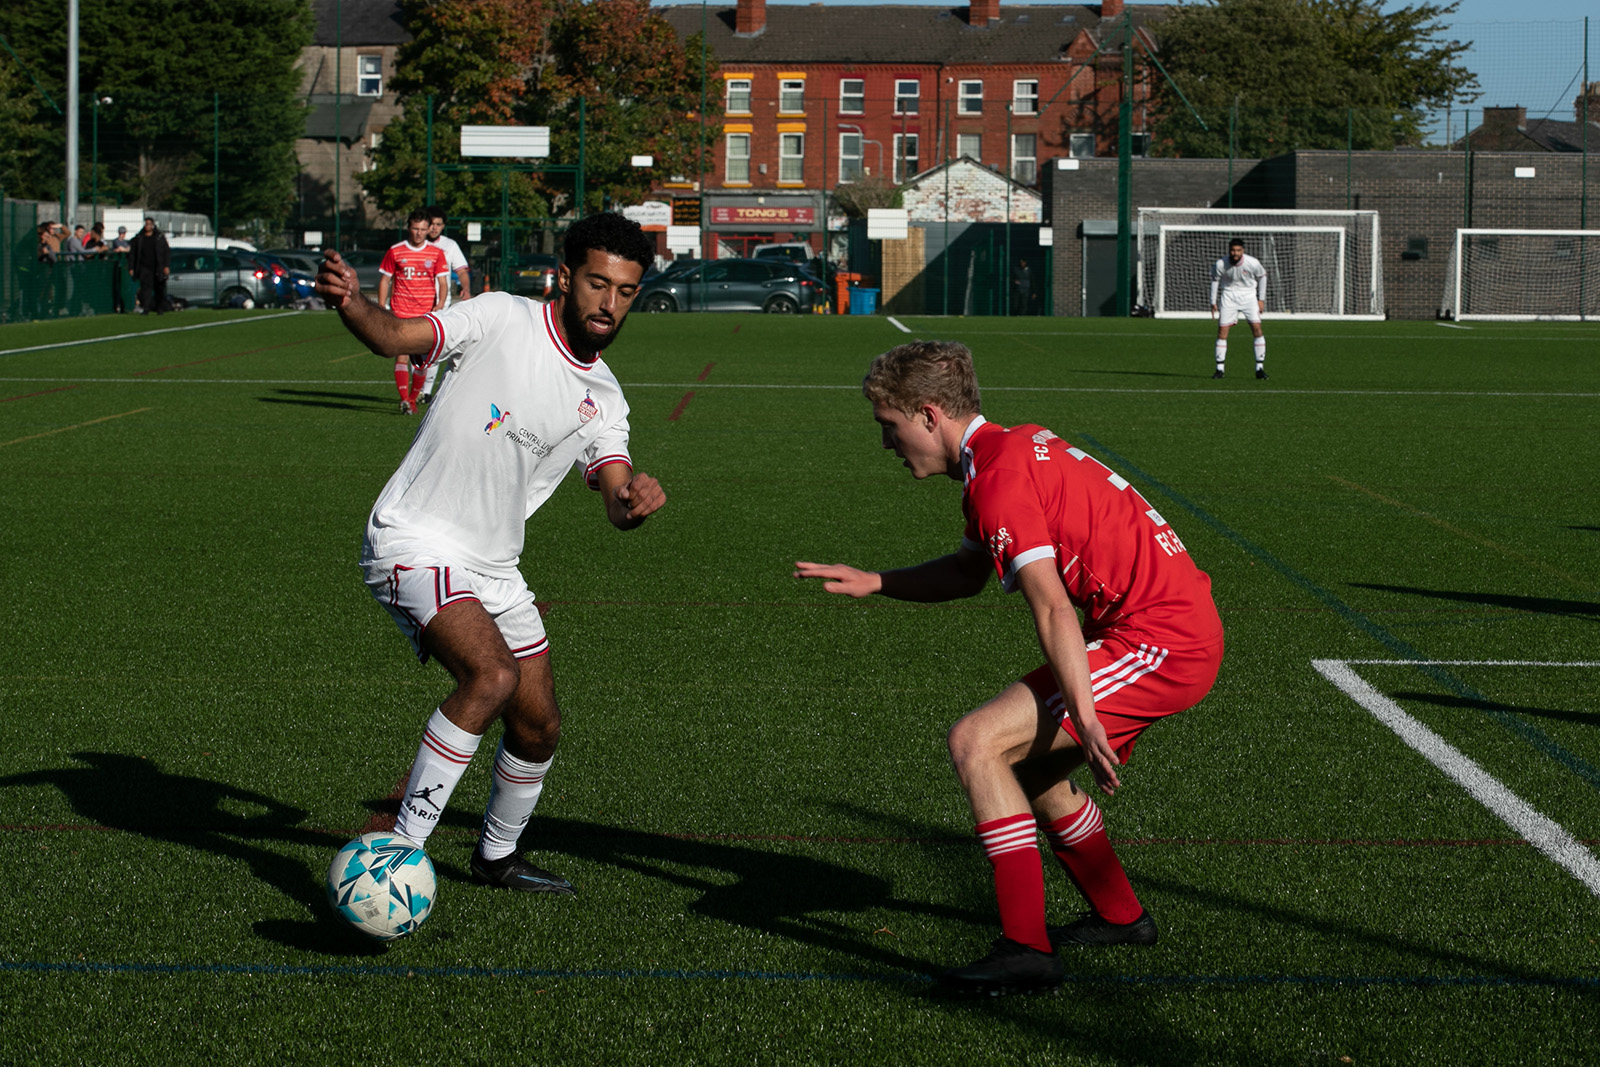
left=1209, top=238, right=1268, bottom=380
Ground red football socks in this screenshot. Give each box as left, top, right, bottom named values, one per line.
left=393, top=364, right=410, bottom=401
left=408, top=368, right=427, bottom=404
left=1043, top=800, right=1142, bottom=924
left=975, top=813, right=1051, bottom=953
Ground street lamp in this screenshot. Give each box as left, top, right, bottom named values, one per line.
left=92, top=95, right=111, bottom=220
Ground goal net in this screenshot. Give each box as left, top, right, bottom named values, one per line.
left=1440, top=229, right=1600, bottom=321
left=1136, top=209, right=1384, bottom=319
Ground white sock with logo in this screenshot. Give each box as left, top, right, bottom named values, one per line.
left=1254, top=336, right=1266, bottom=371
left=477, top=743, right=554, bottom=862
left=393, top=709, right=482, bottom=845
left=1214, top=339, right=1227, bottom=372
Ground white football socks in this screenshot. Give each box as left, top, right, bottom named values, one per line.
left=1254, top=336, right=1266, bottom=371
left=393, top=708, right=483, bottom=845
left=477, top=743, right=553, bottom=862
left=1214, top=339, right=1227, bottom=373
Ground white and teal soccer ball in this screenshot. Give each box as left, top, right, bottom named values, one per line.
left=326, top=832, right=436, bottom=941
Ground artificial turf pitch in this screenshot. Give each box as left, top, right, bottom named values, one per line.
left=1, top=307, right=1597, bottom=1064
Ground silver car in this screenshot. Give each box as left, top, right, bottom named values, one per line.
left=164, top=250, right=280, bottom=308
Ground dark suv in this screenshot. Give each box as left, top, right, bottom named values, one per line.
left=636, top=258, right=824, bottom=314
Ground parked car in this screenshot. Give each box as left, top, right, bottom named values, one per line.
left=334, top=248, right=387, bottom=293
left=164, top=250, right=281, bottom=308
left=637, top=258, right=824, bottom=314
left=260, top=249, right=322, bottom=275
left=751, top=242, right=813, bottom=266
left=512, top=253, right=559, bottom=300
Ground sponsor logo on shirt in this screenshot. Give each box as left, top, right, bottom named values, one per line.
left=484, top=403, right=556, bottom=458
left=484, top=404, right=510, bottom=434
left=987, top=527, right=1013, bottom=560
left=577, top=389, right=598, bottom=424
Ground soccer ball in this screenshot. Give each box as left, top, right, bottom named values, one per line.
left=326, top=832, right=437, bottom=941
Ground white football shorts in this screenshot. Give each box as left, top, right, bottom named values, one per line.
left=362, top=557, right=549, bottom=663
left=1218, top=291, right=1261, bottom=325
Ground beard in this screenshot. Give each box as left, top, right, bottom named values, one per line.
left=561, top=298, right=628, bottom=355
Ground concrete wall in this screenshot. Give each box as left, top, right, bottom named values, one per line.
left=1048, top=150, right=1596, bottom=319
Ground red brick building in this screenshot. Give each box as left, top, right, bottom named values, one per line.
left=658, top=1, right=1158, bottom=248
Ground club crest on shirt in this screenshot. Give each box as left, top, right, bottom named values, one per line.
left=484, top=403, right=509, bottom=434
left=577, top=389, right=598, bottom=424
left=987, top=527, right=1013, bottom=560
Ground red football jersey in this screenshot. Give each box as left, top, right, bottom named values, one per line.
left=960, top=418, right=1223, bottom=650
left=379, top=240, right=449, bottom=318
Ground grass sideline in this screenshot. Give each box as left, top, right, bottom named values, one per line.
left=2, top=309, right=1599, bottom=1064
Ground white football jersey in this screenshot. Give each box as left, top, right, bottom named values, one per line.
left=362, top=293, right=632, bottom=578
left=1211, top=253, right=1266, bottom=299
left=428, top=234, right=469, bottom=307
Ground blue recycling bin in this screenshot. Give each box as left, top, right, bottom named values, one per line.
left=849, top=287, right=879, bottom=315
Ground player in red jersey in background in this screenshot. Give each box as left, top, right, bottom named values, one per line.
left=795, top=340, right=1224, bottom=996
left=377, top=209, right=451, bottom=414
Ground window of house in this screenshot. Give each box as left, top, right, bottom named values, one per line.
left=726, top=78, right=752, bottom=114
left=958, top=80, right=983, bottom=115
left=839, top=79, right=865, bottom=114
left=839, top=132, right=864, bottom=182
left=1131, top=132, right=1151, bottom=157
left=1011, top=133, right=1037, bottom=184
left=957, top=132, right=982, bottom=160
left=893, top=132, right=919, bottom=181
left=779, top=133, right=805, bottom=183
left=894, top=79, right=919, bottom=115
left=725, top=133, right=751, bottom=183
left=1069, top=131, right=1096, bottom=158
left=357, top=55, right=383, bottom=97
left=779, top=79, right=805, bottom=113
left=1012, top=79, right=1039, bottom=116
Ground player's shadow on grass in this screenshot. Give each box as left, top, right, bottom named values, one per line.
left=1351, top=583, right=1600, bottom=621
left=0, top=752, right=384, bottom=957
left=1392, top=691, right=1597, bottom=728
left=458, top=815, right=983, bottom=977
left=259, top=388, right=396, bottom=412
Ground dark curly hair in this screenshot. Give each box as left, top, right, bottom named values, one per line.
left=563, top=212, right=654, bottom=274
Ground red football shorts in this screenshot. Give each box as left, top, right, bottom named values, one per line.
left=1023, top=632, right=1223, bottom=765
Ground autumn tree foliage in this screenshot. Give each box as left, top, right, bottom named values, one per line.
left=362, top=0, right=715, bottom=222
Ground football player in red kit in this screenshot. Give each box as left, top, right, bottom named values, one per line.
left=377, top=209, right=450, bottom=414
left=795, top=340, right=1223, bottom=996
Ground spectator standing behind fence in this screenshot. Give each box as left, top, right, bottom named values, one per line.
left=37, top=222, right=62, bottom=317
left=1012, top=259, right=1032, bottom=316
left=128, top=217, right=171, bottom=315
left=108, top=226, right=131, bottom=313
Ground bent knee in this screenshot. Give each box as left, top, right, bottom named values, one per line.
left=464, top=658, right=520, bottom=707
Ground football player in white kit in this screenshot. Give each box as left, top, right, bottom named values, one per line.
left=1209, top=238, right=1268, bottom=380
left=314, top=213, right=665, bottom=895
left=414, top=206, right=474, bottom=405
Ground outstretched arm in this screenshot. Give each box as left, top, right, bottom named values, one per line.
left=596, top=461, right=665, bottom=530
left=1014, top=557, right=1121, bottom=796
left=794, top=545, right=991, bottom=602
left=316, top=251, right=436, bottom=358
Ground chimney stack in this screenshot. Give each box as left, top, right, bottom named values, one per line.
left=736, top=0, right=767, bottom=35
left=969, top=0, right=999, bottom=26
left=1103, top=0, right=1125, bottom=17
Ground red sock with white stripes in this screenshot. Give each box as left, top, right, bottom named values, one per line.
left=477, top=742, right=554, bottom=861
left=975, top=813, right=1051, bottom=953
left=393, top=708, right=483, bottom=845
left=1043, top=799, right=1142, bottom=924
left=393, top=363, right=411, bottom=403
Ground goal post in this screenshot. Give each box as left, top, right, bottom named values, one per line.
left=1440, top=229, right=1600, bottom=322
left=1136, top=209, right=1384, bottom=320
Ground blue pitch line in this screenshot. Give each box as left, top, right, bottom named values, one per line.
left=1076, top=434, right=1600, bottom=795
left=3, top=959, right=1596, bottom=990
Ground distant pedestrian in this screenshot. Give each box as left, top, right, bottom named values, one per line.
left=128, top=217, right=171, bottom=314
left=1011, top=258, right=1032, bottom=316
left=108, top=226, right=131, bottom=313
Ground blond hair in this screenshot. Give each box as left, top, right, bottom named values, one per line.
left=861, top=340, right=982, bottom=418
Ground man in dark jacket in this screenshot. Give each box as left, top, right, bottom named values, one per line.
left=127, top=217, right=170, bottom=314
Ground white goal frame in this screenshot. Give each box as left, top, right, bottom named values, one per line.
left=1137, top=208, right=1384, bottom=320
left=1442, top=229, right=1600, bottom=322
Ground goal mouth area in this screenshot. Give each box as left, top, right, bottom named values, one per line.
left=1147, top=223, right=1372, bottom=319
left=1443, top=229, right=1600, bottom=323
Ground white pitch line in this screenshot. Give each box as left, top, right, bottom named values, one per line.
left=0, top=312, right=303, bottom=357
left=1339, top=659, right=1600, bottom=668
left=1312, top=658, right=1600, bottom=897
left=1435, top=322, right=1475, bottom=330
left=886, top=316, right=912, bottom=334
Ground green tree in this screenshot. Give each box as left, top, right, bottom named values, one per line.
left=0, top=1, right=311, bottom=228
left=1150, top=0, right=1479, bottom=157
left=362, top=0, right=715, bottom=221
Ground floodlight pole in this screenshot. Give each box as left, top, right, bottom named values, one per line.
left=65, top=0, right=79, bottom=227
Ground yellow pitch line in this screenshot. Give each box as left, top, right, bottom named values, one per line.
left=0, top=407, right=154, bottom=449
left=330, top=352, right=369, bottom=364
left=1328, top=474, right=1588, bottom=589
